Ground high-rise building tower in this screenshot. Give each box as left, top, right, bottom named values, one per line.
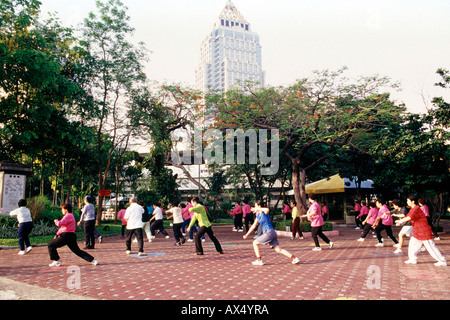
left=195, top=0, right=265, bottom=94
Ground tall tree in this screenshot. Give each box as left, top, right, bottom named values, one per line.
left=79, top=0, right=148, bottom=223
left=208, top=68, right=404, bottom=214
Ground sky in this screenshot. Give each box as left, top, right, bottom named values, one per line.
left=37, top=0, right=450, bottom=114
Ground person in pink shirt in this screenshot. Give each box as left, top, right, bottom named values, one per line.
left=321, top=202, right=329, bottom=221
left=301, top=193, right=334, bottom=251
left=232, top=201, right=243, bottom=232
left=418, top=198, right=440, bottom=240
left=282, top=202, right=292, bottom=220
left=372, top=198, right=398, bottom=247
left=354, top=200, right=363, bottom=229
left=47, top=203, right=98, bottom=267
left=242, top=200, right=253, bottom=233
left=117, top=202, right=127, bottom=238
left=357, top=201, right=379, bottom=241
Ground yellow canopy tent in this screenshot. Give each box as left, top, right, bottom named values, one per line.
left=286, top=174, right=374, bottom=195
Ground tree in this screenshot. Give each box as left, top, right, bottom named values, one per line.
left=207, top=68, right=404, bottom=215
left=129, top=84, right=202, bottom=204
left=79, top=0, right=148, bottom=223
left=0, top=0, right=82, bottom=161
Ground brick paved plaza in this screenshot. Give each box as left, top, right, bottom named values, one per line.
left=1, top=222, right=449, bottom=302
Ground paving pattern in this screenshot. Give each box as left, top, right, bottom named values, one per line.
left=0, top=223, right=449, bottom=300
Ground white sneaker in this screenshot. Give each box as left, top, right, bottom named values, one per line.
left=393, top=244, right=400, bottom=248
left=202, top=239, right=205, bottom=242
left=91, top=259, right=99, bottom=265
left=26, top=246, right=32, bottom=253
left=329, top=242, right=334, bottom=249
left=375, top=243, right=384, bottom=247
left=434, top=237, right=441, bottom=241
left=187, top=239, right=194, bottom=242
left=98, top=236, right=103, bottom=243
left=148, top=239, right=152, bottom=243
left=232, top=228, right=237, bottom=232
left=138, top=252, right=145, bottom=256
left=434, top=261, right=447, bottom=267
left=18, top=250, right=26, bottom=255
left=394, top=248, right=403, bottom=254
left=132, top=239, right=138, bottom=243
left=126, top=250, right=132, bottom=255
left=49, top=260, right=61, bottom=267
left=238, top=229, right=244, bottom=232
left=165, top=235, right=170, bottom=239
left=404, top=260, right=417, bottom=265
left=357, top=238, right=365, bottom=242
left=312, top=247, right=322, bottom=251
left=252, top=259, right=264, bottom=266
left=420, top=246, right=426, bottom=252
left=292, top=257, right=300, bottom=265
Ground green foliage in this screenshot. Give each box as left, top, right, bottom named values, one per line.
left=27, top=195, right=52, bottom=220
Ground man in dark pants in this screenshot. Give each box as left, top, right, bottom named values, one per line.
left=187, top=197, right=223, bottom=255
left=124, top=197, right=145, bottom=255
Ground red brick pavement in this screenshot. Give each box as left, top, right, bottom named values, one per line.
left=0, top=223, right=449, bottom=301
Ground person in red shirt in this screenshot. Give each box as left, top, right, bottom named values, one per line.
left=396, top=195, right=447, bottom=266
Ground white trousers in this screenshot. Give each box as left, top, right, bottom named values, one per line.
left=408, top=236, right=446, bottom=263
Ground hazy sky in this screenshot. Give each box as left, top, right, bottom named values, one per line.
left=38, top=0, right=450, bottom=114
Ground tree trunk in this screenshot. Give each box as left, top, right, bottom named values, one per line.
left=292, top=160, right=307, bottom=216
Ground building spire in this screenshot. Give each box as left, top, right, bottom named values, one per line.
left=219, top=0, right=248, bottom=23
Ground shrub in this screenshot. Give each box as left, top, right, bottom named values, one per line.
left=28, top=195, right=52, bottom=221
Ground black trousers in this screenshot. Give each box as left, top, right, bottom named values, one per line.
left=173, top=222, right=185, bottom=243
left=84, top=219, right=96, bottom=249
left=375, top=224, right=398, bottom=244
left=48, top=232, right=94, bottom=262
left=150, top=220, right=169, bottom=236
left=360, top=223, right=373, bottom=238
left=126, top=228, right=144, bottom=253
left=311, top=226, right=330, bottom=247
left=244, top=214, right=254, bottom=232
left=18, top=221, right=33, bottom=251
left=234, top=213, right=243, bottom=230
left=195, top=226, right=223, bottom=254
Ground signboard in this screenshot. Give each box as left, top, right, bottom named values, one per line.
left=99, top=190, right=111, bottom=197
left=0, top=172, right=26, bottom=214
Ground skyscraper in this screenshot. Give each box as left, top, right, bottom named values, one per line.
left=195, top=0, right=265, bottom=94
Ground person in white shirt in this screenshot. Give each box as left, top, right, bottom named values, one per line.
left=124, top=197, right=145, bottom=255
left=150, top=202, right=169, bottom=239
left=166, top=201, right=185, bottom=246
left=78, top=195, right=96, bottom=249
left=9, top=199, right=33, bottom=255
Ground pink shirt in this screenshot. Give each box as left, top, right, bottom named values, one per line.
left=354, top=203, right=361, bottom=212
left=378, top=204, right=393, bottom=226
left=359, top=206, right=369, bottom=217
left=182, top=203, right=194, bottom=220
left=420, top=205, right=430, bottom=217
left=55, top=213, right=76, bottom=235
left=242, top=204, right=251, bottom=217
left=308, top=201, right=323, bottom=227
left=322, top=206, right=329, bottom=215
left=232, top=205, right=242, bottom=215
left=367, top=208, right=379, bottom=225
left=282, top=204, right=291, bottom=214
left=117, top=209, right=127, bottom=226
